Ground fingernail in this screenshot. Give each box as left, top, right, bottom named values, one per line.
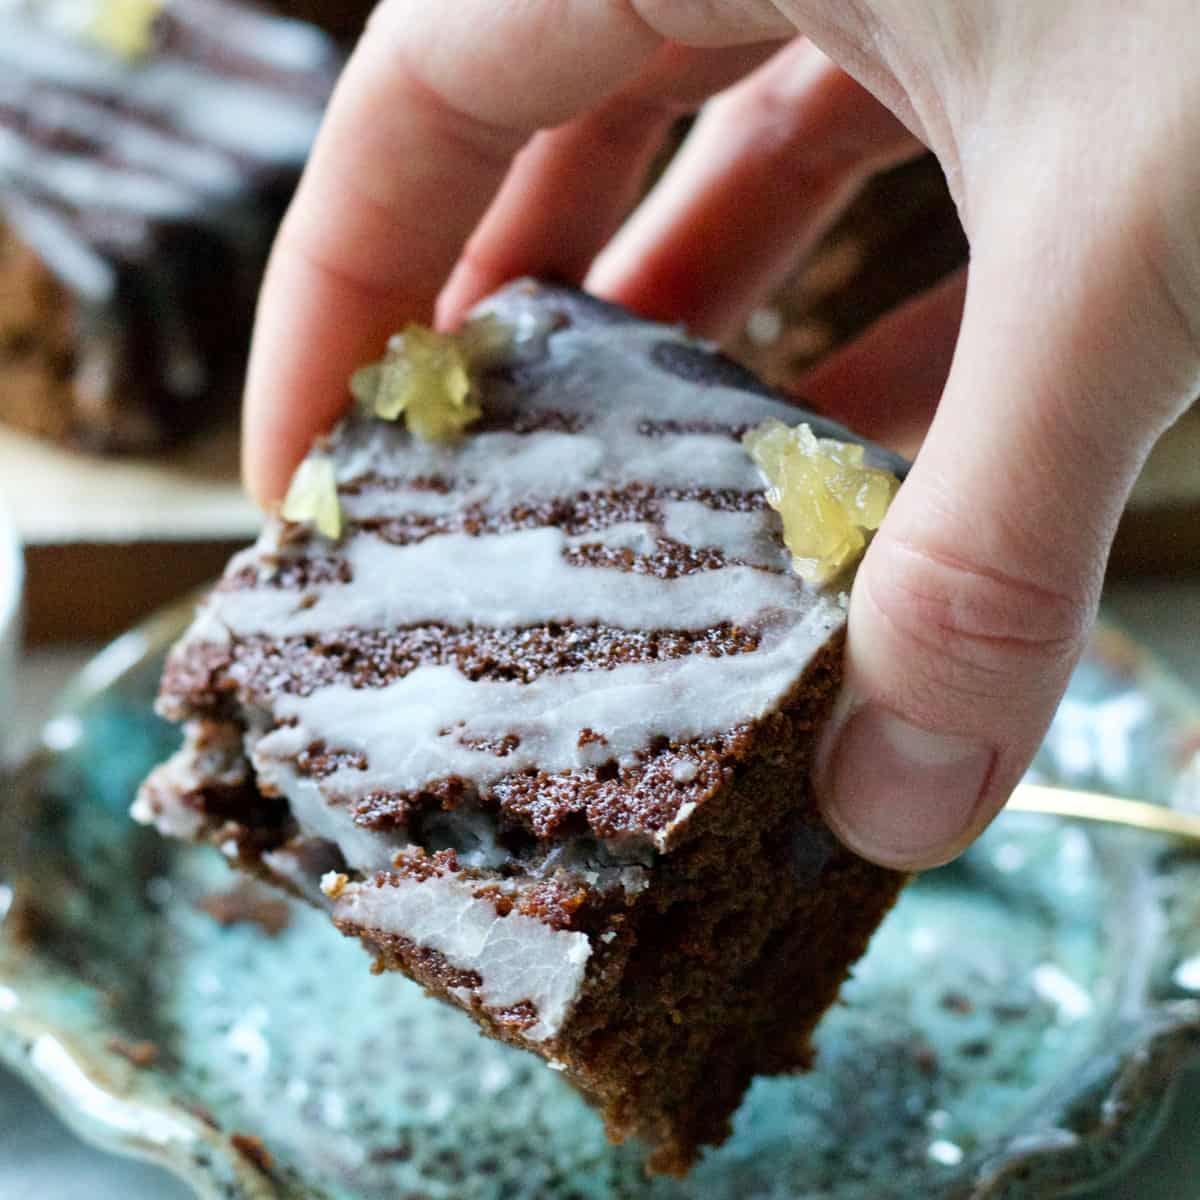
left=816, top=701, right=996, bottom=869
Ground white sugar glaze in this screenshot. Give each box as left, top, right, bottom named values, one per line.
left=189, top=525, right=805, bottom=641
left=0, top=0, right=338, bottom=274
left=332, top=871, right=592, bottom=1042
left=252, top=602, right=843, bottom=848
left=179, top=284, right=866, bottom=844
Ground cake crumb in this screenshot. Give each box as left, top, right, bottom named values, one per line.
left=320, top=871, right=349, bottom=900
left=197, top=881, right=291, bottom=937
left=231, top=1133, right=273, bottom=1173
left=107, top=1037, right=159, bottom=1068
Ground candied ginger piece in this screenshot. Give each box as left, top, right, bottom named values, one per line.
left=88, top=0, right=164, bottom=59
left=351, top=320, right=506, bottom=442
left=281, top=455, right=342, bottom=541
left=743, top=418, right=899, bottom=584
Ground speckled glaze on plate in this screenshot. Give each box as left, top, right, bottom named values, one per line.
left=1, top=606, right=1199, bottom=1200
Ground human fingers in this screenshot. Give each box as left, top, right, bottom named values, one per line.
left=816, top=165, right=1200, bottom=870
left=242, top=0, right=664, bottom=504
left=436, top=40, right=783, bottom=326
left=587, top=40, right=921, bottom=340
left=244, top=0, right=796, bottom=503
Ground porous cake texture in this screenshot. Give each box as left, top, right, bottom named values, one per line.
left=0, top=0, right=340, bottom=450
left=136, top=281, right=908, bottom=1174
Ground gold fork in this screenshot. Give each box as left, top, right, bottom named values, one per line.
left=1008, top=782, right=1200, bottom=846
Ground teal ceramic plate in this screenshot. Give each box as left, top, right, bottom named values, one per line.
left=2, top=606, right=1200, bottom=1200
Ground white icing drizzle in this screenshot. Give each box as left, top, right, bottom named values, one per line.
left=0, top=0, right=339, bottom=266
left=659, top=500, right=789, bottom=570
left=179, top=282, right=875, bottom=859
left=0, top=127, right=201, bottom=218
left=250, top=748, right=403, bottom=875
left=168, top=0, right=333, bottom=73
left=251, top=601, right=841, bottom=840
left=191, top=526, right=803, bottom=644
left=332, top=873, right=592, bottom=1042
left=2, top=194, right=114, bottom=298
left=0, top=80, right=245, bottom=196
left=334, top=425, right=762, bottom=501
left=146, top=65, right=326, bottom=164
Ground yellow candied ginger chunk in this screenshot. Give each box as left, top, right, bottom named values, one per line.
left=281, top=454, right=342, bottom=541
left=350, top=318, right=511, bottom=443
left=88, top=0, right=164, bottom=60
left=743, top=418, right=898, bottom=585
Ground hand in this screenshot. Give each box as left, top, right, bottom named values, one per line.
left=243, top=0, right=1200, bottom=870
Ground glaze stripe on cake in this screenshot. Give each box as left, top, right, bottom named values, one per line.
left=153, top=286, right=905, bottom=861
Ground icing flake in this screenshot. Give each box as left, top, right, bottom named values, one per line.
left=334, top=873, right=591, bottom=1042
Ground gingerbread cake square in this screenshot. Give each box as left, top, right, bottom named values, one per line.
left=0, top=0, right=340, bottom=450
left=136, top=280, right=908, bottom=1173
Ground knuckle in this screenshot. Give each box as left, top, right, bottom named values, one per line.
left=273, top=218, right=397, bottom=301
left=862, top=535, right=1089, bottom=691
left=1058, top=136, right=1200, bottom=421
left=388, top=60, right=519, bottom=174
left=360, top=10, right=525, bottom=162
left=627, top=0, right=791, bottom=45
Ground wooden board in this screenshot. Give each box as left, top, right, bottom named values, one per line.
left=1110, top=406, right=1200, bottom=577
left=0, top=425, right=258, bottom=642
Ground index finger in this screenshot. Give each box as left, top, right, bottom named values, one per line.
left=241, top=0, right=666, bottom=503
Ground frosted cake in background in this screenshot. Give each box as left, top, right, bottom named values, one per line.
left=0, top=0, right=341, bottom=451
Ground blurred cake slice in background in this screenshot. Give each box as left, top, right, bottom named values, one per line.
left=0, top=0, right=341, bottom=452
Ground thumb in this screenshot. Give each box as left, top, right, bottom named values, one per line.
left=815, top=164, right=1200, bottom=870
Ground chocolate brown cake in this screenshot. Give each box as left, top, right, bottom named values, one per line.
left=266, top=0, right=375, bottom=44
left=0, top=0, right=341, bottom=451
left=135, top=280, right=908, bottom=1175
